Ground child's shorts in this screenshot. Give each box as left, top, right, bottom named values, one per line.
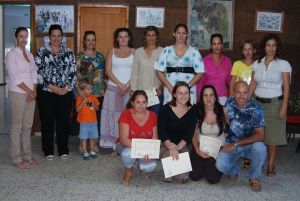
left=79, top=123, right=98, bottom=140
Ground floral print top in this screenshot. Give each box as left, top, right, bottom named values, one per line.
left=76, top=51, right=106, bottom=97
left=34, top=45, right=76, bottom=92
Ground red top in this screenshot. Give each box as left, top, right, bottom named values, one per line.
left=118, top=109, right=157, bottom=139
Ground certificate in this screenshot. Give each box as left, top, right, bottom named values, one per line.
left=199, top=135, right=222, bottom=159
left=144, top=88, right=160, bottom=107
left=130, top=139, right=161, bottom=159
left=161, top=152, right=192, bottom=178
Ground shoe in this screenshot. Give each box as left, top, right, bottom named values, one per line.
left=14, top=161, right=27, bottom=170
left=46, top=155, right=54, bottom=161
left=82, top=152, right=90, bottom=160
left=163, top=178, right=173, bottom=183
left=121, top=168, right=133, bottom=186
left=27, top=159, right=38, bottom=167
left=249, top=179, right=262, bottom=192
left=61, top=154, right=68, bottom=160
left=94, top=144, right=100, bottom=153
left=90, top=151, right=97, bottom=159
left=227, top=175, right=238, bottom=184
left=267, top=166, right=276, bottom=177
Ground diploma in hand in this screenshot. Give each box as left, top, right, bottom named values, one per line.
left=161, top=152, right=192, bottom=178
left=199, top=135, right=222, bottom=159
left=144, top=88, right=160, bottom=107
left=130, top=139, right=161, bottom=159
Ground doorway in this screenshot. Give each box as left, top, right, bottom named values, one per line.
left=78, top=4, right=129, bottom=56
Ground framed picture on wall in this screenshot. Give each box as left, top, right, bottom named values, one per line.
left=255, top=10, right=284, bottom=33
left=35, top=5, right=74, bottom=33
left=188, top=0, right=234, bottom=50
left=136, top=7, right=165, bottom=28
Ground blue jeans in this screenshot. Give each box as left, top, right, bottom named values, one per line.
left=116, top=144, right=157, bottom=173
left=216, top=142, right=267, bottom=179
left=148, top=95, right=163, bottom=116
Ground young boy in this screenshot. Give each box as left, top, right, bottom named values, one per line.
left=76, top=79, right=100, bottom=160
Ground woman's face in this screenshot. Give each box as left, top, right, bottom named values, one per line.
left=50, top=29, right=62, bottom=47
left=242, top=43, right=255, bottom=60
left=117, top=31, right=130, bottom=47
left=202, top=88, right=216, bottom=107
left=16, top=30, right=28, bottom=48
left=264, top=39, right=277, bottom=57
left=145, top=30, right=157, bottom=47
left=174, top=86, right=190, bottom=105
left=173, top=27, right=188, bottom=44
left=84, top=34, right=96, bottom=51
left=132, top=95, right=148, bottom=113
left=211, top=37, right=223, bottom=54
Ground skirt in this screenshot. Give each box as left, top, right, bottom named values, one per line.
left=100, top=84, right=130, bottom=148
left=260, top=100, right=287, bottom=145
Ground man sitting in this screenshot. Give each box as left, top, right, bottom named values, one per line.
left=216, top=81, right=267, bottom=191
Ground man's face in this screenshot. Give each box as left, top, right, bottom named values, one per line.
left=234, top=83, right=248, bottom=108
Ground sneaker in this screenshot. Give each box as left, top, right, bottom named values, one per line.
left=82, top=152, right=90, bottom=160
left=90, top=151, right=97, bottom=159
left=249, top=179, right=262, bottom=192
left=46, top=155, right=54, bottom=161
left=61, top=154, right=68, bottom=160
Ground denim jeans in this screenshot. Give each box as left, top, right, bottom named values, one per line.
left=116, top=144, right=157, bottom=173
left=216, top=142, right=267, bottom=179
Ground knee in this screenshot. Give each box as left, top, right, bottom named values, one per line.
left=215, top=156, right=227, bottom=173
left=120, top=148, right=131, bottom=160
left=189, top=171, right=202, bottom=181
left=252, top=142, right=267, bottom=156
left=205, top=176, right=221, bottom=184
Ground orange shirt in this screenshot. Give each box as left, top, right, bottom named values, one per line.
left=76, top=94, right=100, bottom=123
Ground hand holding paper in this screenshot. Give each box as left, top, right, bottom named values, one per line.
left=161, top=152, right=192, bottom=178
left=130, top=139, right=161, bottom=159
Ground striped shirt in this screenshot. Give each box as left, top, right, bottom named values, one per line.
left=252, top=57, right=291, bottom=98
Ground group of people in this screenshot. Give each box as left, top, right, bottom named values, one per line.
left=5, top=22, right=292, bottom=192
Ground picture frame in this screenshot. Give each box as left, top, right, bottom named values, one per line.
left=188, top=0, right=234, bottom=50
left=136, top=7, right=165, bottom=28
left=255, top=10, right=284, bottom=33
left=35, top=5, right=74, bottom=33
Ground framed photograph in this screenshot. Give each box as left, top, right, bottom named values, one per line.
left=136, top=7, right=165, bottom=28
left=188, top=0, right=234, bottom=50
left=255, top=10, right=284, bottom=33
left=35, top=5, right=74, bottom=33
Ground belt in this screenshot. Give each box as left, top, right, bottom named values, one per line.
left=256, top=95, right=283, bottom=103
left=166, top=67, right=195, bottom=74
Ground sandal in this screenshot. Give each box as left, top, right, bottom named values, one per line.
left=163, top=178, right=173, bottom=183
left=267, top=166, right=276, bottom=177
left=121, top=168, right=133, bottom=186
left=243, top=159, right=251, bottom=169
left=15, top=161, right=27, bottom=170
left=27, top=159, right=38, bottom=167
left=249, top=179, right=262, bottom=192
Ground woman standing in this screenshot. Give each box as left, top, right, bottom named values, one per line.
left=230, top=40, right=256, bottom=96
left=189, top=85, right=225, bottom=184
left=5, top=27, right=38, bottom=169
left=249, top=34, right=291, bottom=177
left=197, top=33, right=232, bottom=105
left=158, top=81, right=197, bottom=183
left=131, top=26, right=163, bottom=114
left=100, top=28, right=134, bottom=149
left=155, top=23, right=205, bottom=105
left=75, top=31, right=105, bottom=149
left=117, top=90, right=158, bottom=185
left=35, top=24, right=76, bottom=160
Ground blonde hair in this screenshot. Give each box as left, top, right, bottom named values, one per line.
left=78, top=78, right=91, bottom=91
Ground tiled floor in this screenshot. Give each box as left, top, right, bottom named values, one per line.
left=0, top=86, right=299, bottom=201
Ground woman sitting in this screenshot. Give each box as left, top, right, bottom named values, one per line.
left=190, top=85, right=225, bottom=184
left=116, top=90, right=158, bottom=185
left=158, top=81, right=197, bottom=183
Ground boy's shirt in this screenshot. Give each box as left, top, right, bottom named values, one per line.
left=76, top=94, right=100, bottom=123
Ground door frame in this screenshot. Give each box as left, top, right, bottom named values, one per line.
left=77, top=3, right=129, bottom=53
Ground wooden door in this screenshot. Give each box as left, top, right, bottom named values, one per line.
left=78, top=5, right=129, bottom=56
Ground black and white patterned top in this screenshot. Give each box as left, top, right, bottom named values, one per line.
left=34, top=45, right=76, bottom=92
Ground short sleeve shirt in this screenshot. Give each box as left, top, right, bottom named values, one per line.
left=225, top=97, right=265, bottom=143
left=231, top=60, right=252, bottom=85
left=76, top=94, right=100, bottom=123
left=118, top=109, right=157, bottom=139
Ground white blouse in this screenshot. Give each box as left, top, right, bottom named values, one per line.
left=252, top=57, right=292, bottom=98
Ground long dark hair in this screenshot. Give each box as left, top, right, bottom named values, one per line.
left=258, top=34, right=281, bottom=63
left=196, top=85, right=224, bottom=136
left=169, top=81, right=192, bottom=107
left=83, top=30, right=96, bottom=50
left=113, top=28, right=133, bottom=48
left=126, top=90, right=148, bottom=109
left=143, top=26, right=160, bottom=48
